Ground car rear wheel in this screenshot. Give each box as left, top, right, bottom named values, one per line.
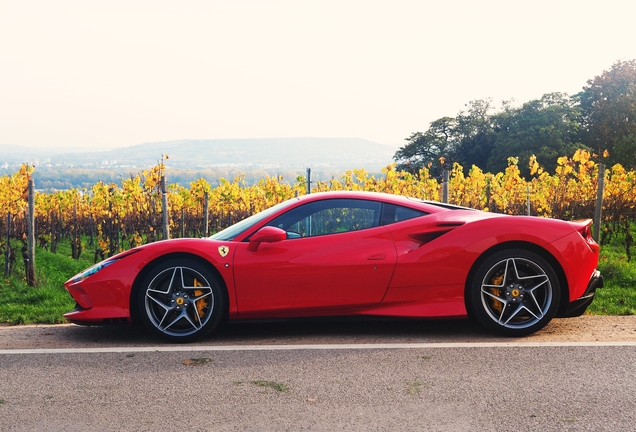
left=138, top=259, right=224, bottom=342
left=468, top=249, right=560, bottom=336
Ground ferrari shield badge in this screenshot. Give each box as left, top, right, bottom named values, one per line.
left=218, top=246, right=230, bottom=257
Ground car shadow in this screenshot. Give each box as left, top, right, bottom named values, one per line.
left=54, top=316, right=499, bottom=347
left=212, top=317, right=494, bottom=344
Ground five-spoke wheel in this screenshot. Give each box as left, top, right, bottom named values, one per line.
left=468, top=249, right=560, bottom=336
left=138, top=259, right=224, bottom=342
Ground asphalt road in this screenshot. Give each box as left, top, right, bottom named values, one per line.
left=1, top=317, right=636, bottom=431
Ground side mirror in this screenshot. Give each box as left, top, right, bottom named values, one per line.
left=247, top=226, right=287, bottom=251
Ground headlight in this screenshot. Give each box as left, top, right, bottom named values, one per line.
left=70, top=260, right=117, bottom=283
left=69, top=249, right=140, bottom=284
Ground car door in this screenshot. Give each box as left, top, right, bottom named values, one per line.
left=232, top=199, right=397, bottom=316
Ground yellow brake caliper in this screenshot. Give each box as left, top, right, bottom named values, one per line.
left=193, top=278, right=209, bottom=323
left=490, top=274, right=504, bottom=313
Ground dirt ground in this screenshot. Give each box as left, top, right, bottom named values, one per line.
left=523, top=314, right=636, bottom=341
left=2, top=315, right=636, bottom=350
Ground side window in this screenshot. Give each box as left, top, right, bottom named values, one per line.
left=267, top=199, right=382, bottom=238
left=380, top=203, right=427, bottom=225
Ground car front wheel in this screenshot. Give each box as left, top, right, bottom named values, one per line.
left=138, top=259, right=224, bottom=342
left=468, top=249, right=560, bottom=336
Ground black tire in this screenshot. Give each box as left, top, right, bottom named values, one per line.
left=137, top=258, right=224, bottom=342
left=468, top=249, right=560, bottom=336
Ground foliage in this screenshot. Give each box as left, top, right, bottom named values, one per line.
left=394, top=100, right=499, bottom=175
left=454, top=99, right=498, bottom=171
left=1, top=149, right=635, bottom=266
left=396, top=59, right=636, bottom=175
left=394, top=93, right=586, bottom=178
left=487, top=93, right=585, bottom=177
left=0, top=163, right=308, bottom=265
left=589, top=222, right=636, bottom=314
left=0, top=240, right=90, bottom=324
left=0, top=163, right=33, bottom=234
left=393, top=117, right=458, bottom=175
left=579, top=59, right=636, bottom=169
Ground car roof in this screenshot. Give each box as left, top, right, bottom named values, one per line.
left=294, top=191, right=473, bottom=213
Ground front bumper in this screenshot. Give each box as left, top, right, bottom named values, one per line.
left=63, top=303, right=132, bottom=325
left=557, top=269, right=604, bottom=318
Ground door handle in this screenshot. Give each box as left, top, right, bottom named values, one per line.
left=367, top=254, right=386, bottom=260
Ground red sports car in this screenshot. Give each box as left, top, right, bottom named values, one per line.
left=64, top=191, right=603, bottom=341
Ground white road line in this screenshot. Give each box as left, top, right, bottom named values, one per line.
left=2, top=341, right=636, bottom=355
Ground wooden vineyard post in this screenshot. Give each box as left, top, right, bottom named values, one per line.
left=593, top=164, right=605, bottom=243
left=161, top=175, right=170, bottom=240
left=203, top=192, right=209, bottom=237
left=4, top=212, right=10, bottom=276
left=442, top=170, right=449, bottom=203
left=181, top=208, right=185, bottom=238
left=27, top=178, right=36, bottom=287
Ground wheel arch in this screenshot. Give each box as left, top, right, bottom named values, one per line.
left=463, top=240, right=570, bottom=317
left=129, top=252, right=230, bottom=325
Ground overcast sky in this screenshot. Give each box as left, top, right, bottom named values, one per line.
left=1, top=0, right=635, bottom=151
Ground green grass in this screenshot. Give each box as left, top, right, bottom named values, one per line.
left=587, top=236, right=636, bottom=314
left=0, top=241, right=94, bottom=324
left=406, top=381, right=424, bottom=395
left=0, top=228, right=635, bottom=324
left=250, top=380, right=289, bottom=392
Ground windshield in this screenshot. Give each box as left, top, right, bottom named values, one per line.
left=209, top=197, right=299, bottom=241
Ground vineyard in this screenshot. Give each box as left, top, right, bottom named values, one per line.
left=1, top=150, right=635, bottom=273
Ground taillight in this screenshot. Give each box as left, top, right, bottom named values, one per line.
left=567, top=219, right=599, bottom=252
left=579, top=224, right=600, bottom=254
left=579, top=225, right=592, bottom=241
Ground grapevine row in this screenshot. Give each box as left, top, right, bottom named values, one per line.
left=1, top=150, right=635, bottom=265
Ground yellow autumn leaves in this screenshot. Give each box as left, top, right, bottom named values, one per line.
left=1, top=149, right=634, bottom=257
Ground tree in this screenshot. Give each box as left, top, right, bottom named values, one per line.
left=394, top=117, right=458, bottom=175
left=579, top=59, right=636, bottom=168
left=394, top=100, right=498, bottom=175
left=487, top=93, right=584, bottom=177
left=454, top=99, right=498, bottom=171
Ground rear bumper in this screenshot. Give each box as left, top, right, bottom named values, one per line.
left=557, top=269, right=604, bottom=318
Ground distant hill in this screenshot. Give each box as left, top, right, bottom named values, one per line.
left=1, top=138, right=398, bottom=190
left=64, top=138, right=395, bottom=169
left=1, top=137, right=395, bottom=169
left=0, top=144, right=64, bottom=164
